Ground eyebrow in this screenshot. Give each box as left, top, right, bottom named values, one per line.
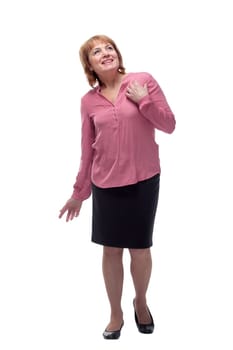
left=91, top=43, right=112, bottom=51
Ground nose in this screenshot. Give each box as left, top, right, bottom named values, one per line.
left=102, top=48, right=110, bottom=56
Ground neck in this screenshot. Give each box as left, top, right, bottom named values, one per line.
left=98, top=71, right=124, bottom=89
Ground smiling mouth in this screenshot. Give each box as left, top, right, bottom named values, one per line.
left=102, top=59, right=113, bottom=64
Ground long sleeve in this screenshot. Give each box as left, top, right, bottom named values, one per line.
left=138, top=74, right=176, bottom=133
left=71, top=99, right=95, bottom=201
left=71, top=72, right=175, bottom=191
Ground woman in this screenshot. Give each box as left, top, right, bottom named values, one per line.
left=59, top=34, right=176, bottom=339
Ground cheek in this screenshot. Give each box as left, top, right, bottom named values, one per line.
left=88, top=58, right=99, bottom=71
left=88, top=56, right=96, bottom=65
left=115, top=55, right=120, bottom=64
left=88, top=53, right=99, bottom=64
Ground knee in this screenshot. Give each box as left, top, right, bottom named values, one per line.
left=103, top=246, right=124, bottom=258
left=129, top=248, right=151, bottom=261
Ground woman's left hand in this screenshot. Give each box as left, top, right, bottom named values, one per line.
left=126, top=80, right=148, bottom=103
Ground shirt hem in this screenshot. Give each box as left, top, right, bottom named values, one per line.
left=91, top=171, right=160, bottom=189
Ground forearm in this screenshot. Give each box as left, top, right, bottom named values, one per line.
left=139, top=94, right=176, bottom=133
left=71, top=160, right=92, bottom=201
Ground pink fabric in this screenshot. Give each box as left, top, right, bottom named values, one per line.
left=72, top=72, right=176, bottom=200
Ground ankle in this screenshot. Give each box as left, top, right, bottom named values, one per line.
left=134, top=297, right=147, bottom=308
left=110, top=310, right=123, bottom=321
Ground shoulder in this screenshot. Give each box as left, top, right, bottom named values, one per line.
left=81, top=87, right=98, bottom=104
left=126, top=71, right=157, bottom=83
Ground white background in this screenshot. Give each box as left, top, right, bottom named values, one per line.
left=0, top=0, right=232, bottom=349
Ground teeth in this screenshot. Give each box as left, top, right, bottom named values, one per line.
left=103, top=60, right=112, bottom=64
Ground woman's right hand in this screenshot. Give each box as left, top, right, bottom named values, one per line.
left=58, top=198, right=83, bottom=222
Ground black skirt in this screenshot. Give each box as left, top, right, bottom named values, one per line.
left=91, top=174, right=160, bottom=249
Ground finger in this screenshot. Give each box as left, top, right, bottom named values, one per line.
left=126, top=84, right=131, bottom=92
left=66, top=210, right=72, bottom=222
left=59, top=206, right=66, bottom=218
left=131, top=80, right=139, bottom=88
left=127, top=82, right=134, bottom=91
left=70, top=211, right=75, bottom=220
left=75, top=208, right=80, bottom=217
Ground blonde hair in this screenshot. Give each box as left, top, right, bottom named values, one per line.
left=79, top=35, right=126, bottom=87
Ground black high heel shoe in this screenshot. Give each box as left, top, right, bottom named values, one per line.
left=103, top=321, right=124, bottom=340
left=133, top=300, right=154, bottom=334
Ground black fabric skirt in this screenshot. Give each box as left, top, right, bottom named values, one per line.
left=91, top=174, right=160, bottom=249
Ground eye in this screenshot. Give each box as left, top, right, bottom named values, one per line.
left=93, top=49, right=100, bottom=55
left=106, top=45, right=114, bottom=51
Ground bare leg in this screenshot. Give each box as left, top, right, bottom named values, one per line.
left=102, top=246, right=124, bottom=330
left=129, top=248, right=153, bottom=323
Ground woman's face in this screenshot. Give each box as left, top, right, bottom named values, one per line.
left=88, top=41, right=119, bottom=75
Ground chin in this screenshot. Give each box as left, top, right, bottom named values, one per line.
left=102, top=64, right=118, bottom=72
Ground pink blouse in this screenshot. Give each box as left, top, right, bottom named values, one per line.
left=71, top=72, right=176, bottom=201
